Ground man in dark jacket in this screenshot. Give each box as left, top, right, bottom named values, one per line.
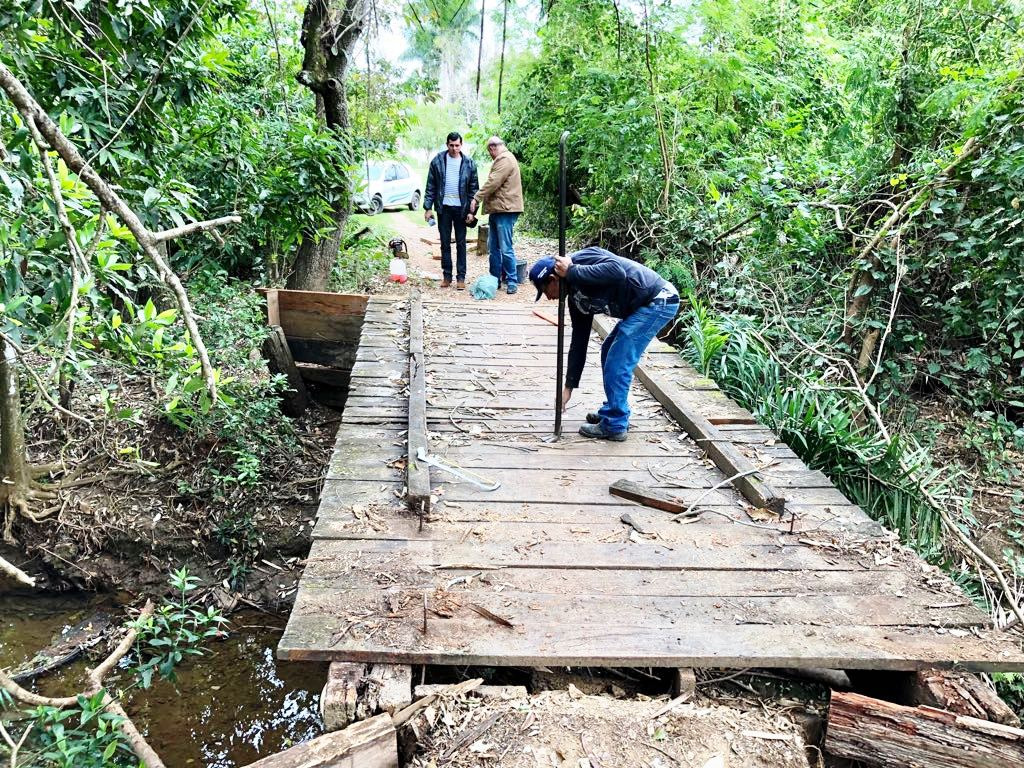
left=423, top=132, right=479, bottom=290
left=529, top=247, right=679, bottom=440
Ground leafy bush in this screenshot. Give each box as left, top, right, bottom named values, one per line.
left=132, top=567, right=227, bottom=688
left=502, top=0, right=1024, bottom=418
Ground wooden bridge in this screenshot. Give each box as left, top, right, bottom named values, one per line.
left=275, top=292, right=1024, bottom=672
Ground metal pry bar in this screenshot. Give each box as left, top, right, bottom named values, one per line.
left=554, top=129, right=570, bottom=438
left=415, top=447, right=501, bottom=492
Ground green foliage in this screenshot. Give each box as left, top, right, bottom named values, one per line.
left=348, top=59, right=416, bottom=155
left=690, top=315, right=952, bottom=559
left=25, top=692, right=130, bottom=768
left=329, top=219, right=391, bottom=293
left=132, top=567, right=227, bottom=688
left=994, top=673, right=1024, bottom=720
left=0, top=570, right=226, bottom=768
left=684, top=296, right=729, bottom=375
left=502, top=0, right=1024, bottom=418
left=963, top=412, right=1024, bottom=484
left=0, top=0, right=249, bottom=175
left=173, top=271, right=296, bottom=572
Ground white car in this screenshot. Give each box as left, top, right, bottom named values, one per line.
left=354, top=161, right=421, bottom=215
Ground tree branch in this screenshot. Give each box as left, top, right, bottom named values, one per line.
left=0, top=554, right=35, bottom=587
left=0, top=331, right=90, bottom=424
left=0, top=59, right=235, bottom=401
left=25, top=116, right=86, bottom=384
left=757, top=282, right=1024, bottom=633
left=151, top=215, right=241, bottom=243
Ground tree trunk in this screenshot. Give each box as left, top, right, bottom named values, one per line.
left=497, top=0, right=508, bottom=113
left=290, top=0, right=369, bottom=291
left=0, top=339, right=31, bottom=543
left=475, top=0, right=485, bottom=95
left=846, top=24, right=916, bottom=356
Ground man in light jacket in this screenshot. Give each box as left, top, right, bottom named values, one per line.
left=470, top=137, right=524, bottom=294
left=423, top=132, right=479, bottom=290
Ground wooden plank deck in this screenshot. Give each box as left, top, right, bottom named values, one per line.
left=279, top=296, right=1024, bottom=671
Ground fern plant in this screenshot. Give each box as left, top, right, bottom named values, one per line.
left=685, top=295, right=730, bottom=376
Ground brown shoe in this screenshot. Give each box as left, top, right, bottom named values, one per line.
left=440, top=279, right=452, bottom=288
left=456, top=280, right=465, bottom=291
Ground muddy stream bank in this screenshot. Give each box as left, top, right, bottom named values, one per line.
left=1, top=593, right=327, bottom=766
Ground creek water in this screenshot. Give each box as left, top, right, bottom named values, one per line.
left=1, top=593, right=328, bottom=766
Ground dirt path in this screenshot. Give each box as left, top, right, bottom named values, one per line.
left=374, top=211, right=556, bottom=305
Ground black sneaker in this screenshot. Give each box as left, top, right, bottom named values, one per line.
left=578, top=423, right=627, bottom=441
left=506, top=284, right=518, bottom=295
left=586, top=412, right=600, bottom=424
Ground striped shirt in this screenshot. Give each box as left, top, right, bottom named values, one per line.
left=442, top=154, right=462, bottom=206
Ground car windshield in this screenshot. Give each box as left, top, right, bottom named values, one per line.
left=365, top=165, right=384, bottom=181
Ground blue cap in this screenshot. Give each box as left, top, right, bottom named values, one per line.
left=529, top=256, right=557, bottom=301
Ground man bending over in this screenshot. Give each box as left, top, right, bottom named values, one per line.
left=530, top=247, right=679, bottom=441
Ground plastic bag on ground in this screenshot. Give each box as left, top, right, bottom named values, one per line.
left=470, top=274, right=498, bottom=300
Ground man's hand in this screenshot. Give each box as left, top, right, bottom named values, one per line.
left=469, top=200, right=478, bottom=215
left=423, top=209, right=431, bottom=222
left=554, top=255, right=572, bottom=277
left=561, top=386, right=573, bottom=412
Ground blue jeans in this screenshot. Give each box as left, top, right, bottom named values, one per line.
left=488, top=212, right=520, bottom=286
left=596, top=301, right=679, bottom=434
left=438, top=205, right=467, bottom=281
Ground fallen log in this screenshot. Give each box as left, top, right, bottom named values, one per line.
left=825, top=689, right=1024, bottom=767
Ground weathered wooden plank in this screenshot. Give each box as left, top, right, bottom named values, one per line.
left=291, top=584, right=984, bottom=634
left=321, top=661, right=362, bottom=731
left=362, top=663, right=412, bottom=718
left=315, top=495, right=874, bottom=528
left=288, top=337, right=359, bottom=368
left=347, top=406, right=678, bottom=424
left=611, top=478, right=699, bottom=514
left=283, top=313, right=364, bottom=344
left=297, top=559, right=927, bottom=599
left=265, top=287, right=280, bottom=326
left=313, top=512, right=877, bottom=546
left=276, top=288, right=369, bottom=316
left=300, top=536, right=858, bottom=572
left=406, top=294, right=430, bottom=515
left=242, top=713, right=396, bottom=768
left=296, top=363, right=350, bottom=388
left=825, top=691, right=1024, bottom=768
left=278, top=587, right=1022, bottom=670
left=313, top=477, right=862, bottom=512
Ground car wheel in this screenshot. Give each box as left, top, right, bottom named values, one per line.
left=409, top=191, right=421, bottom=211
left=368, top=195, right=383, bottom=215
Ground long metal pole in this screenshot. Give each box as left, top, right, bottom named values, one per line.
left=555, top=130, right=569, bottom=437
